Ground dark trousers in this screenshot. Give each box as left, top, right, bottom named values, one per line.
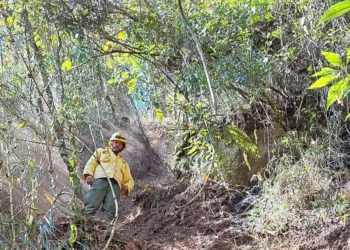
left=84, top=178, right=121, bottom=222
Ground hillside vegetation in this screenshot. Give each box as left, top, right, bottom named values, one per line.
left=1, top=0, right=350, bottom=249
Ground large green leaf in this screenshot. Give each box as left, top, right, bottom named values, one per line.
left=319, top=0, right=350, bottom=24
left=308, top=75, right=339, bottom=89
left=322, top=52, right=342, bottom=67
left=347, top=48, right=350, bottom=65
left=311, top=67, right=336, bottom=77
left=326, top=79, right=350, bottom=109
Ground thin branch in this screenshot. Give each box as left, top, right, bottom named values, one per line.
left=178, top=0, right=217, bottom=114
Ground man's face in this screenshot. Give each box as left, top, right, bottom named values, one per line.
left=110, top=140, right=125, bottom=153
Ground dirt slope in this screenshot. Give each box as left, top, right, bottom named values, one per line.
left=54, top=180, right=255, bottom=250
left=116, top=181, right=253, bottom=250
left=114, top=182, right=350, bottom=250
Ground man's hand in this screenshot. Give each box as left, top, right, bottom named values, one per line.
left=86, top=175, right=94, bottom=185
left=121, top=185, right=128, bottom=196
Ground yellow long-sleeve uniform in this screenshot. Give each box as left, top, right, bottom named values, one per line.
left=83, top=147, right=134, bottom=196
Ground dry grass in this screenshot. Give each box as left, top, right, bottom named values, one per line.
left=246, top=143, right=345, bottom=248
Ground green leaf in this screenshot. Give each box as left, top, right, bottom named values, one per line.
left=265, top=12, right=273, bottom=20
left=228, top=0, right=234, bottom=8
left=34, top=32, right=43, bottom=48
left=196, top=102, right=202, bottom=109
left=69, top=172, right=80, bottom=187
left=322, top=52, right=342, bottom=67
left=326, top=90, right=338, bottom=110
left=155, top=108, right=163, bottom=121
left=319, top=0, right=350, bottom=25
left=51, top=34, right=58, bottom=47
left=118, top=30, right=127, bottom=40
left=243, top=152, right=251, bottom=170
left=106, top=57, right=113, bottom=69
left=345, top=113, right=350, bottom=121
left=6, top=16, right=13, bottom=29
left=69, top=224, right=77, bottom=244
left=62, top=59, right=72, bottom=71
left=326, top=79, right=349, bottom=109
left=29, top=160, right=35, bottom=170
left=188, top=145, right=198, bottom=156
left=107, top=78, right=117, bottom=84
left=205, top=153, right=212, bottom=160
left=102, top=41, right=114, bottom=52
left=311, top=67, right=336, bottom=77
left=308, top=75, right=339, bottom=89
left=347, top=48, right=350, bottom=64
left=122, top=72, right=129, bottom=79
left=17, top=121, right=26, bottom=129
left=69, top=158, right=75, bottom=168
left=307, top=65, right=313, bottom=72
left=176, top=92, right=185, bottom=102
left=222, top=125, right=260, bottom=157
left=126, top=78, right=137, bottom=94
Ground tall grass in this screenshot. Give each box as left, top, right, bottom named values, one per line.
left=247, top=142, right=347, bottom=248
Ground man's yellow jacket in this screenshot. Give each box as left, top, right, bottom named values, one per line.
left=83, top=147, right=134, bottom=196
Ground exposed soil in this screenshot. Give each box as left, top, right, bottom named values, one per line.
left=51, top=168, right=350, bottom=250
left=27, top=177, right=350, bottom=250
left=117, top=181, right=255, bottom=250
left=53, top=180, right=256, bottom=250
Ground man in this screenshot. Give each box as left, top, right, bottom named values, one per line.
left=83, top=132, right=134, bottom=223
